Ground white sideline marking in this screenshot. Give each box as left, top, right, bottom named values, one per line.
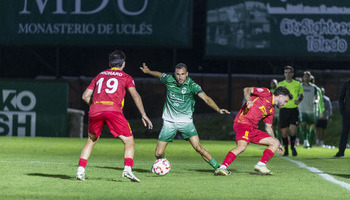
left=283, top=157, right=350, bottom=191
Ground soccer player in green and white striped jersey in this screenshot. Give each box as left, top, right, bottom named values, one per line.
left=140, top=63, right=230, bottom=172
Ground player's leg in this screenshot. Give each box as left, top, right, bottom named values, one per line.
left=248, top=130, right=279, bottom=175
left=76, top=115, right=103, bottom=180
left=335, top=113, right=350, bottom=157
left=76, top=134, right=99, bottom=180
left=289, top=108, right=299, bottom=154
left=188, top=135, right=219, bottom=170
left=215, top=140, right=248, bottom=176
left=106, top=112, right=140, bottom=182
left=279, top=108, right=290, bottom=156
left=309, top=124, right=316, bottom=148
left=119, top=135, right=140, bottom=182
left=155, top=140, right=169, bottom=159
left=155, top=121, right=176, bottom=159
left=178, top=122, right=220, bottom=170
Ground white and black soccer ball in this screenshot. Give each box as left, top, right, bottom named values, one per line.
left=152, top=158, right=171, bottom=176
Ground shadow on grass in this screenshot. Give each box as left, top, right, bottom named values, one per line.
left=94, top=166, right=150, bottom=173
left=27, top=173, right=73, bottom=180
left=27, top=173, right=125, bottom=182
left=326, top=173, right=350, bottom=179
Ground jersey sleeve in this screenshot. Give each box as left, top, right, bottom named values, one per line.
left=316, top=87, right=325, bottom=114
left=191, top=82, right=203, bottom=95
left=87, top=76, right=97, bottom=90
left=263, top=114, right=273, bottom=124
left=252, top=87, right=271, bottom=97
left=160, top=73, right=171, bottom=84
left=126, top=76, right=136, bottom=89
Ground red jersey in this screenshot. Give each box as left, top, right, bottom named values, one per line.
left=87, top=68, right=135, bottom=116
left=234, top=87, right=275, bottom=129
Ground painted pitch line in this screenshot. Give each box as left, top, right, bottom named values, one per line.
left=283, top=157, right=350, bottom=191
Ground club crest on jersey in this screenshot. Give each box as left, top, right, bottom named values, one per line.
left=181, top=87, right=187, bottom=94
left=257, top=88, right=264, bottom=92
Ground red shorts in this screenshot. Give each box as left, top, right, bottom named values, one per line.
left=88, top=111, right=132, bottom=137
left=233, top=123, right=271, bottom=144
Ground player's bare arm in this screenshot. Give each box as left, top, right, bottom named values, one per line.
left=265, top=123, right=275, bottom=138
left=243, top=87, right=254, bottom=107
left=82, top=88, right=93, bottom=105
left=197, top=92, right=230, bottom=114
left=128, top=87, right=153, bottom=129
left=140, top=63, right=162, bottom=78
left=266, top=123, right=284, bottom=154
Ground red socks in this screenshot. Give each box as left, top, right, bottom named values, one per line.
left=124, top=158, right=134, bottom=168
left=222, top=152, right=237, bottom=167
left=78, top=158, right=87, bottom=168
left=260, top=149, right=274, bottom=164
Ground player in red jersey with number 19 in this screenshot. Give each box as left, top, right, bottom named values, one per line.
left=76, top=50, right=153, bottom=182
left=215, top=86, right=293, bottom=175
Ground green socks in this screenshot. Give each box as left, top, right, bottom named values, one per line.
left=208, top=158, right=220, bottom=170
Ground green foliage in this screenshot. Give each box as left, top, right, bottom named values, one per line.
left=1, top=137, right=349, bottom=200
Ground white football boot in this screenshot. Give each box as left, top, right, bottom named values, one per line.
left=122, top=168, right=140, bottom=182
left=254, top=164, right=273, bottom=175
left=76, top=167, right=85, bottom=180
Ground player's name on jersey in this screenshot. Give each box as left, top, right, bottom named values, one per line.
left=100, top=71, right=123, bottom=76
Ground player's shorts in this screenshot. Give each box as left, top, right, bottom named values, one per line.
left=158, top=120, right=198, bottom=142
left=88, top=111, right=132, bottom=138
left=233, top=123, right=271, bottom=144
left=316, top=119, right=328, bottom=129
left=279, top=108, right=299, bottom=128
left=299, top=112, right=317, bottom=124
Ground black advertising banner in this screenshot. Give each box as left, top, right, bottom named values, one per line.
left=206, top=0, right=350, bottom=58
left=0, top=80, right=68, bottom=137
left=0, top=0, right=192, bottom=47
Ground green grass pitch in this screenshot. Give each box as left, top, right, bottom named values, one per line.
left=0, top=137, right=349, bottom=200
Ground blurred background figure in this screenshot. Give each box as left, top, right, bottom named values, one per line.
left=277, top=66, right=303, bottom=156
left=270, top=79, right=280, bottom=141
left=299, top=72, right=324, bottom=148
left=334, top=80, right=350, bottom=158
left=316, top=87, right=332, bottom=147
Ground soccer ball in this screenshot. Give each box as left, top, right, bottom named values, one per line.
left=152, top=158, right=171, bottom=176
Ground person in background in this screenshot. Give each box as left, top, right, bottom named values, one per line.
left=277, top=66, right=303, bottom=156
left=316, top=87, right=332, bottom=146
left=298, top=71, right=323, bottom=149
left=334, top=80, right=350, bottom=158
left=270, top=79, right=280, bottom=141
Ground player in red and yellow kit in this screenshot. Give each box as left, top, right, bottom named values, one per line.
left=215, top=86, right=293, bottom=175
left=76, top=50, right=153, bottom=182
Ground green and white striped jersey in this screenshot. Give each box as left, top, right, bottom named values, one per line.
left=160, top=73, right=203, bottom=122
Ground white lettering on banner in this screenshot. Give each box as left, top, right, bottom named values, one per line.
left=280, top=18, right=350, bottom=53
left=18, top=23, right=153, bottom=35
left=0, top=112, right=36, bottom=137
left=19, top=0, right=148, bottom=16
left=0, top=90, right=37, bottom=137
left=72, top=0, right=109, bottom=15
left=118, top=0, right=148, bottom=16
left=115, top=23, right=152, bottom=35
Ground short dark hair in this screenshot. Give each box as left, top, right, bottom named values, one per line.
left=274, top=86, right=293, bottom=100
left=175, top=63, right=187, bottom=71
left=109, top=50, right=126, bottom=67
left=284, top=66, right=294, bottom=73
